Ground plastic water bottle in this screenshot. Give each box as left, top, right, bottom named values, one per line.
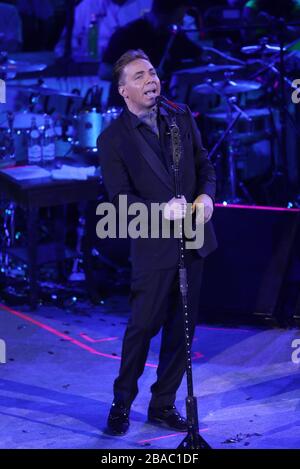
left=42, top=116, right=55, bottom=164
left=54, top=118, right=63, bottom=140
left=28, top=117, right=42, bottom=164
left=88, top=13, right=98, bottom=58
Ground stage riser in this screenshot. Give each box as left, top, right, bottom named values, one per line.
left=199, top=205, right=300, bottom=321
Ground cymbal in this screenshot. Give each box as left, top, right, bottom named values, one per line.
left=8, top=83, right=81, bottom=98
left=0, top=59, right=47, bottom=74
left=241, top=44, right=285, bottom=55
left=194, top=79, right=261, bottom=95
left=174, top=63, right=243, bottom=75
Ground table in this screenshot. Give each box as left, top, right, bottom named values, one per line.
left=0, top=160, right=102, bottom=309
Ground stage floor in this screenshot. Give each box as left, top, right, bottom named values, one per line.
left=0, top=297, right=299, bottom=449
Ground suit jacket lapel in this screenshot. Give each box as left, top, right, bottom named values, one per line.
left=121, top=111, right=174, bottom=192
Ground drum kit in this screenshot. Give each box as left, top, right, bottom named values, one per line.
left=0, top=54, right=122, bottom=169
left=192, top=72, right=274, bottom=202
left=170, top=39, right=294, bottom=203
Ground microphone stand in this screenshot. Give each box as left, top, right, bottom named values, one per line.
left=202, top=80, right=254, bottom=203
left=157, top=24, right=179, bottom=79
left=160, top=100, right=211, bottom=449
left=64, top=0, right=76, bottom=60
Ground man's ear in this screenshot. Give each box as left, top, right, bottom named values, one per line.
left=118, top=85, right=127, bottom=99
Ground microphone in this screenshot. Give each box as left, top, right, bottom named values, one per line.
left=156, top=95, right=186, bottom=115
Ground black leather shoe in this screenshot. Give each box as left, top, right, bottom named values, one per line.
left=107, top=402, right=130, bottom=435
left=148, top=405, right=187, bottom=432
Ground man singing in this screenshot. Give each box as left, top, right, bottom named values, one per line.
left=97, top=49, right=217, bottom=435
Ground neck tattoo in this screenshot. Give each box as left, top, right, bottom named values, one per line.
left=137, top=105, right=159, bottom=136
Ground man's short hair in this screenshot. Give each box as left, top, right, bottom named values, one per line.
left=113, top=49, right=151, bottom=86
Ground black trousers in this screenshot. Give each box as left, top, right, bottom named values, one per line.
left=113, top=256, right=204, bottom=409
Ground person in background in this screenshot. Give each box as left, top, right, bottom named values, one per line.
left=0, top=1, right=22, bottom=51
left=100, top=0, right=201, bottom=80
left=16, top=0, right=67, bottom=51
left=55, top=0, right=152, bottom=59
left=203, top=0, right=246, bottom=50
left=243, top=0, right=300, bottom=42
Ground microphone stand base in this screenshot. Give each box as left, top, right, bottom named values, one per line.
left=178, top=431, right=211, bottom=450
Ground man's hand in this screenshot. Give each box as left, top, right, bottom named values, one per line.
left=192, top=194, right=214, bottom=224
left=164, top=196, right=187, bottom=221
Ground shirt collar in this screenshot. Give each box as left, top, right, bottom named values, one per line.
left=126, top=107, right=142, bottom=128
left=125, top=105, right=169, bottom=128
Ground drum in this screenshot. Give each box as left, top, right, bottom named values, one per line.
left=206, top=107, right=272, bottom=144
left=74, top=107, right=122, bottom=150
left=170, top=64, right=243, bottom=110
left=206, top=108, right=273, bottom=180
left=75, top=108, right=103, bottom=149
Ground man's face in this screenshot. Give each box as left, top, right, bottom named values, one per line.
left=119, top=59, right=161, bottom=113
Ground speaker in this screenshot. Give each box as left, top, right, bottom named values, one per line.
left=199, top=204, right=300, bottom=322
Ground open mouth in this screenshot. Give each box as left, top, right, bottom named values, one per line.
left=144, top=89, right=157, bottom=98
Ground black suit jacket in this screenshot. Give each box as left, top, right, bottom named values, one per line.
left=97, top=105, right=217, bottom=274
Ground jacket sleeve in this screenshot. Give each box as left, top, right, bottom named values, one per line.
left=186, top=105, right=216, bottom=202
